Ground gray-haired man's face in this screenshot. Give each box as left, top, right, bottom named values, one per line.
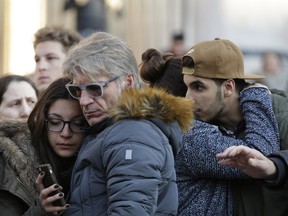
left=71, top=73, right=122, bottom=126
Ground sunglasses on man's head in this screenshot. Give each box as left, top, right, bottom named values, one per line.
left=65, top=76, right=120, bottom=99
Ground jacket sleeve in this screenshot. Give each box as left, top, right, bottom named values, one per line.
left=177, top=87, right=280, bottom=179
left=271, top=92, right=288, bottom=150
left=263, top=150, right=288, bottom=189
left=22, top=198, right=51, bottom=216
left=0, top=190, right=28, bottom=216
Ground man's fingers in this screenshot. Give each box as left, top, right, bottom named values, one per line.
left=217, top=145, right=252, bottom=159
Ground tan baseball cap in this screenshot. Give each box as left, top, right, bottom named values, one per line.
left=182, top=38, right=264, bottom=79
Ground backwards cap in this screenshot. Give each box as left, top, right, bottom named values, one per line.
left=182, top=38, right=264, bottom=79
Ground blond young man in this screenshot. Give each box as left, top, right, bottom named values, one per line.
left=33, top=26, right=81, bottom=93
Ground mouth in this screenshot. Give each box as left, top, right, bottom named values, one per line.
left=57, top=143, right=73, bottom=150
left=38, top=77, right=49, bottom=83
left=193, top=109, right=202, bottom=118
left=193, top=107, right=201, bottom=113
left=84, top=109, right=103, bottom=117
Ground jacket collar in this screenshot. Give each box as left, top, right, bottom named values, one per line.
left=108, top=87, right=194, bottom=155
left=0, top=120, right=38, bottom=196
left=108, top=87, right=194, bottom=132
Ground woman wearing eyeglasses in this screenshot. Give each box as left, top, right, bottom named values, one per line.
left=0, top=77, right=88, bottom=215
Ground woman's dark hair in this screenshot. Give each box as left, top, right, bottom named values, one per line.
left=139, top=48, right=187, bottom=97
left=27, top=77, right=84, bottom=176
left=0, top=75, right=39, bottom=104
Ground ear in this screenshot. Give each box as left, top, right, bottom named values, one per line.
left=123, top=74, right=135, bottom=89
left=223, top=79, right=235, bottom=97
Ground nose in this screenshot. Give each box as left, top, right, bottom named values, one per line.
left=60, top=122, right=73, bottom=137
left=19, top=101, right=32, bottom=119
left=36, top=58, right=48, bottom=72
left=79, top=90, right=94, bottom=107
left=185, top=89, right=195, bottom=100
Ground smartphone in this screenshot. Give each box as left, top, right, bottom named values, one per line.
left=37, top=164, right=66, bottom=206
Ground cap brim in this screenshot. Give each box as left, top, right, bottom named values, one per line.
left=242, top=73, right=265, bottom=80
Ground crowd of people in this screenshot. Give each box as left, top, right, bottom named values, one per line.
left=0, top=25, right=288, bottom=216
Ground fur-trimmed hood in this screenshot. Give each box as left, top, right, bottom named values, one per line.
left=107, top=87, right=194, bottom=155
left=108, top=87, right=194, bottom=132
left=0, top=120, right=39, bottom=198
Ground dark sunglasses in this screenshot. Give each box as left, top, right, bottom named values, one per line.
left=65, top=76, right=120, bottom=99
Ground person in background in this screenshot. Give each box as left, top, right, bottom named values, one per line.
left=0, top=74, right=38, bottom=120
left=0, top=77, right=87, bottom=215
left=33, top=26, right=81, bottom=94
left=64, top=0, right=107, bottom=37
left=61, top=31, right=194, bottom=215
left=166, top=32, right=186, bottom=57
left=181, top=38, right=288, bottom=216
left=258, top=51, right=288, bottom=91
left=216, top=145, right=288, bottom=189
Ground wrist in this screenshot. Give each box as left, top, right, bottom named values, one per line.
left=265, top=160, right=277, bottom=180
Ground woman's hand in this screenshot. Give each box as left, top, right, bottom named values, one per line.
left=36, top=172, right=69, bottom=215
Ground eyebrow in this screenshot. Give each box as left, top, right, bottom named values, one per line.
left=189, top=80, right=205, bottom=86
left=25, top=96, right=37, bottom=100
left=7, top=96, right=35, bottom=102
left=34, top=52, right=61, bottom=59
left=47, top=113, right=84, bottom=120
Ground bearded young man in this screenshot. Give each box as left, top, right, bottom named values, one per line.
left=178, top=38, right=288, bottom=216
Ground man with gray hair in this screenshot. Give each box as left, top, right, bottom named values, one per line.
left=41, top=31, right=194, bottom=215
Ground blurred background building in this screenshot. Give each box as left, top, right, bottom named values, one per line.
left=1, top=0, right=288, bottom=80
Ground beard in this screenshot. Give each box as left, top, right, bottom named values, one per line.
left=206, top=88, right=225, bottom=126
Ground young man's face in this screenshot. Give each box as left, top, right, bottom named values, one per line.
left=34, top=41, right=66, bottom=92
left=71, top=74, right=122, bottom=126
left=183, top=74, right=225, bottom=123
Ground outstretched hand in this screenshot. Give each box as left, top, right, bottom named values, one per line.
left=216, top=145, right=276, bottom=180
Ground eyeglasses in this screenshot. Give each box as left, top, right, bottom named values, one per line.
left=45, top=118, right=88, bottom=133
left=65, top=76, right=120, bottom=100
